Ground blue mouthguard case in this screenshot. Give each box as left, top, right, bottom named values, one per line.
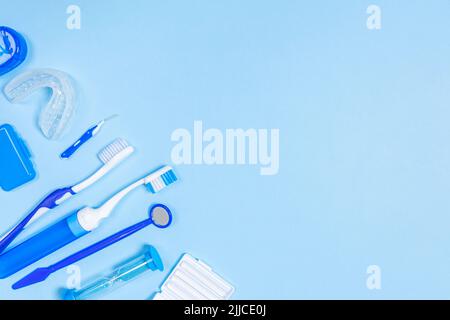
left=0, top=26, right=27, bottom=76
left=0, top=124, right=36, bottom=191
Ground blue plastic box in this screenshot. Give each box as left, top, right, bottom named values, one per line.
left=0, top=124, right=36, bottom=191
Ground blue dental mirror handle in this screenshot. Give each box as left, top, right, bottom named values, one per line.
left=53, top=219, right=153, bottom=270
left=12, top=204, right=173, bottom=289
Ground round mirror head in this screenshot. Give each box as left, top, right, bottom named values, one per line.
left=150, top=204, right=172, bottom=228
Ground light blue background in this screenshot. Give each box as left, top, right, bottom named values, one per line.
left=1, top=0, right=450, bottom=299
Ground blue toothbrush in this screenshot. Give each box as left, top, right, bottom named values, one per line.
left=60, top=115, right=118, bottom=159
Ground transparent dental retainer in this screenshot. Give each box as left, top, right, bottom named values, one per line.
left=63, top=246, right=164, bottom=300
left=4, top=68, right=76, bottom=140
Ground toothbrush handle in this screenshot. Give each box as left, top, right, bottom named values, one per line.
left=60, top=125, right=98, bottom=159
left=51, top=219, right=151, bottom=273
left=0, top=187, right=75, bottom=254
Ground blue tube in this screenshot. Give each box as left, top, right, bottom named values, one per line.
left=0, top=211, right=89, bottom=279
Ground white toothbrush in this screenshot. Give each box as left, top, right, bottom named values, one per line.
left=0, top=138, right=134, bottom=253
left=76, top=166, right=178, bottom=231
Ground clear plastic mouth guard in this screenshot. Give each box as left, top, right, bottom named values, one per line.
left=4, top=68, right=76, bottom=140
left=152, top=254, right=234, bottom=300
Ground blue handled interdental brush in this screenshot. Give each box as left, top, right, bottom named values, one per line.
left=60, top=114, right=118, bottom=159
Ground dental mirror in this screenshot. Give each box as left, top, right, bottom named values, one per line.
left=150, top=204, right=172, bottom=228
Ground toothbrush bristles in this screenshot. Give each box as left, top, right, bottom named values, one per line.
left=98, top=138, right=131, bottom=164
left=146, top=166, right=178, bottom=193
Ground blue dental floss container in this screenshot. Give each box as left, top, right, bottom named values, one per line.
left=0, top=26, right=27, bottom=76
left=0, top=124, right=36, bottom=191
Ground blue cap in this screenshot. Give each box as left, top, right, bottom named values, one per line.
left=62, top=289, right=77, bottom=300
left=145, top=246, right=164, bottom=271
left=0, top=26, right=27, bottom=76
